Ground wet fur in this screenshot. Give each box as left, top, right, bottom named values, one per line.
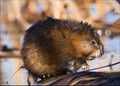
left=21, top=17, right=103, bottom=85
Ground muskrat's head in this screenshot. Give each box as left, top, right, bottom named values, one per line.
left=70, top=22, right=104, bottom=60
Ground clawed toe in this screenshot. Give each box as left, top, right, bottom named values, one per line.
left=81, top=62, right=90, bottom=71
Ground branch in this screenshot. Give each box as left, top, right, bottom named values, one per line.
left=88, top=61, right=120, bottom=71
left=0, top=51, right=20, bottom=58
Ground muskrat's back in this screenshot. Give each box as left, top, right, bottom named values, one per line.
left=21, top=17, right=103, bottom=79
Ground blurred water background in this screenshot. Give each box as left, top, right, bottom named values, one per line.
left=0, top=0, right=120, bottom=85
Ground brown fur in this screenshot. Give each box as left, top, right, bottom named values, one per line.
left=21, top=17, right=103, bottom=84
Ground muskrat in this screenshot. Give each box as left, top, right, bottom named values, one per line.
left=21, top=17, right=104, bottom=85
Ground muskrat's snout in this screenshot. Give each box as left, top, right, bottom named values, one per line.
left=86, top=42, right=104, bottom=60
left=96, top=44, right=104, bottom=58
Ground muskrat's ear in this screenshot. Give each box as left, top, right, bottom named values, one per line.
left=71, top=27, right=79, bottom=38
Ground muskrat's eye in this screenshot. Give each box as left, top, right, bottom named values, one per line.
left=91, top=40, right=96, bottom=45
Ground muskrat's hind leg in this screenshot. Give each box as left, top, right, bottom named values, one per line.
left=27, top=72, right=38, bottom=86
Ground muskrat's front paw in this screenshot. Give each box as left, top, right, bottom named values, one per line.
left=81, top=62, right=90, bottom=71
left=36, top=74, right=54, bottom=83
left=41, top=74, right=55, bottom=79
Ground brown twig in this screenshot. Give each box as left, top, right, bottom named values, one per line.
left=88, top=61, right=120, bottom=71
left=0, top=51, right=20, bottom=58
left=109, top=55, right=114, bottom=70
